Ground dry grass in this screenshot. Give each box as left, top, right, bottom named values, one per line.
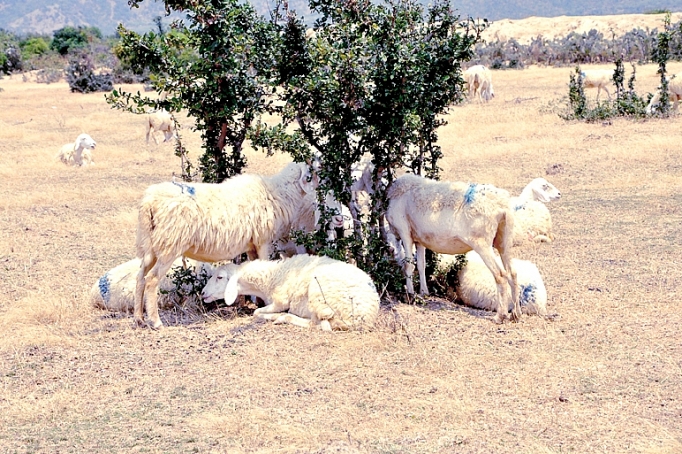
left=1, top=58, right=682, bottom=453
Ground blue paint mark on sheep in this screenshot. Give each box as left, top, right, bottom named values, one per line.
left=463, top=183, right=478, bottom=205
left=98, top=273, right=111, bottom=303
left=172, top=180, right=196, bottom=196
left=514, top=202, right=526, bottom=211
left=520, top=283, right=536, bottom=307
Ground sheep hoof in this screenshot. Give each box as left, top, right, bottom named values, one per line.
left=134, top=317, right=146, bottom=328
left=510, top=310, right=522, bottom=323
left=492, top=313, right=506, bottom=324
left=150, top=319, right=164, bottom=330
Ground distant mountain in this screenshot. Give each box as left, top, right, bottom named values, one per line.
left=0, top=0, right=680, bottom=36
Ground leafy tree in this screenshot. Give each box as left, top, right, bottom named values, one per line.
left=20, top=37, right=49, bottom=59
left=108, top=0, right=281, bottom=182
left=51, top=26, right=101, bottom=55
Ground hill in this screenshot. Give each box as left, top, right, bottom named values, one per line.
left=0, top=0, right=680, bottom=36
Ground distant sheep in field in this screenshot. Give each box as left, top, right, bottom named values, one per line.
left=511, top=178, right=561, bottom=245
left=135, top=161, right=318, bottom=328
left=386, top=173, right=520, bottom=323
left=646, top=73, right=682, bottom=114
left=90, top=258, right=211, bottom=313
left=464, top=65, right=494, bottom=102
left=579, top=69, right=614, bottom=101
left=146, top=109, right=175, bottom=145
left=56, top=133, right=96, bottom=166
left=442, top=251, right=548, bottom=316
left=202, top=254, right=380, bottom=331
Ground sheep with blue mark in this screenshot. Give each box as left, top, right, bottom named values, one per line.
left=134, top=161, right=319, bottom=329
left=441, top=251, right=548, bottom=316
left=90, top=257, right=212, bottom=313
left=57, top=133, right=97, bottom=166
left=385, top=173, right=520, bottom=324
left=511, top=178, right=561, bottom=246
left=201, top=254, right=380, bottom=331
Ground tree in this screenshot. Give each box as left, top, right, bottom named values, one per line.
left=51, top=26, right=102, bottom=55
left=111, top=0, right=483, bottom=292
left=108, top=0, right=280, bottom=182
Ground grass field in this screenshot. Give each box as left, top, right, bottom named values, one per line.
left=1, top=60, right=681, bottom=453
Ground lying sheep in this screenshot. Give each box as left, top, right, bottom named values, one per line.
left=57, top=133, right=97, bottom=166
left=579, top=69, right=614, bottom=101
left=91, top=258, right=211, bottom=313
left=646, top=73, right=682, bottom=114
left=442, top=251, right=547, bottom=316
left=202, top=254, right=380, bottom=331
left=464, top=65, right=495, bottom=102
left=386, top=174, right=520, bottom=323
left=135, top=161, right=318, bottom=329
left=146, top=109, right=174, bottom=145
left=511, top=178, right=561, bottom=245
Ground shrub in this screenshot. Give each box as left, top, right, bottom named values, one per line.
left=20, top=37, right=49, bottom=59
left=66, top=53, right=113, bottom=93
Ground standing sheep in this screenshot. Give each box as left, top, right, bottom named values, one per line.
left=202, top=254, right=380, bottom=331
left=646, top=73, right=682, bottom=114
left=135, top=161, right=318, bottom=328
left=56, top=133, right=97, bottom=166
left=579, top=69, right=614, bottom=101
left=464, top=65, right=495, bottom=102
left=146, top=109, right=174, bottom=145
left=386, top=174, right=520, bottom=323
left=511, top=178, right=561, bottom=245
left=442, top=251, right=548, bottom=316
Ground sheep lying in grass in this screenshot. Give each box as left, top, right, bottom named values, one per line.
left=579, top=69, right=614, bottom=101
left=135, top=161, right=318, bottom=328
left=464, top=65, right=495, bottom=102
left=511, top=178, right=561, bottom=245
left=91, top=258, right=211, bottom=313
left=646, top=73, right=682, bottom=114
left=441, top=251, right=547, bottom=316
left=57, top=133, right=97, bottom=166
left=146, top=110, right=174, bottom=145
left=386, top=174, right=520, bottom=323
left=202, top=254, right=380, bottom=331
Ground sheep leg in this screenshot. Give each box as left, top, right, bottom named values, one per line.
left=416, top=243, right=429, bottom=295
left=473, top=246, right=513, bottom=324
left=134, top=255, right=156, bottom=327
left=603, top=85, right=611, bottom=101
left=272, top=313, right=314, bottom=329
left=143, top=257, right=176, bottom=329
left=399, top=235, right=416, bottom=295
left=254, top=302, right=288, bottom=318
left=497, top=248, right=520, bottom=322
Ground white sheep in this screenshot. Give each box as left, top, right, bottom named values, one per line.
left=56, top=133, right=97, bottom=166
left=579, top=69, right=614, bottom=101
left=385, top=173, right=520, bottom=323
left=201, top=254, right=380, bottom=331
left=90, top=257, right=211, bottom=313
left=441, top=251, right=547, bottom=316
left=646, top=73, right=682, bottom=114
left=146, top=109, right=174, bottom=145
left=511, top=178, right=561, bottom=245
left=135, top=161, right=318, bottom=328
left=464, top=65, right=495, bottom=102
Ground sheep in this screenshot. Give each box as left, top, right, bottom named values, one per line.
left=56, top=133, right=97, bottom=166
left=511, top=178, right=561, bottom=245
left=135, top=161, right=319, bottom=329
left=646, top=73, right=682, bottom=114
left=579, top=69, right=614, bottom=101
left=146, top=109, right=174, bottom=145
left=90, top=257, right=211, bottom=313
left=201, top=254, right=380, bottom=331
left=464, top=65, right=495, bottom=102
left=441, top=251, right=547, bottom=316
left=385, top=173, right=520, bottom=323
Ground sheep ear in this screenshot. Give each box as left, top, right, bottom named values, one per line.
left=299, top=164, right=319, bottom=194
left=223, top=275, right=241, bottom=306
